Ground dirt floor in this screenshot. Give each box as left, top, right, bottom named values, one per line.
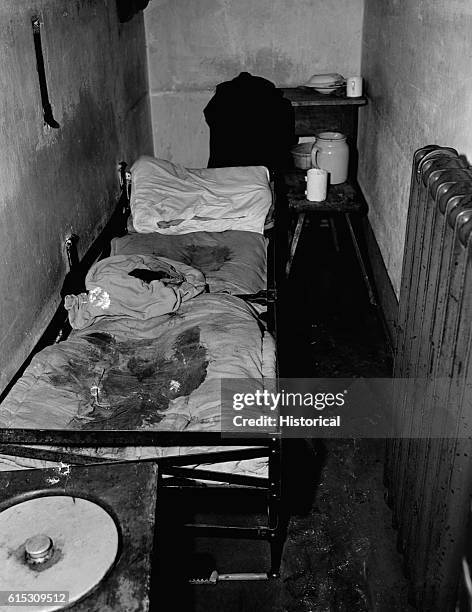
left=154, top=214, right=413, bottom=611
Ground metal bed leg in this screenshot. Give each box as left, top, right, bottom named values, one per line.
left=268, top=436, right=285, bottom=578
left=269, top=521, right=287, bottom=580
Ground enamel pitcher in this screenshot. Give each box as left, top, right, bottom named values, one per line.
left=311, top=131, right=349, bottom=185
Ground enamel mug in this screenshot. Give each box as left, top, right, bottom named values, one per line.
left=305, top=168, right=328, bottom=202
left=346, top=76, right=363, bottom=98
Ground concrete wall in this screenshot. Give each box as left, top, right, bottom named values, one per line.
left=359, top=0, right=472, bottom=296
left=145, top=0, right=364, bottom=167
left=0, top=0, right=152, bottom=395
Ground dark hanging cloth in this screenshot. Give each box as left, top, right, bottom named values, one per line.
left=116, top=0, right=150, bottom=22
left=204, top=72, right=297, bottom=178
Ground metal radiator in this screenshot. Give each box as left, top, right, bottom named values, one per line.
left=386, top=145, right=472, bottom=611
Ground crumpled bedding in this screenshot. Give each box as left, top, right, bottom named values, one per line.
left=130, top=156, right=272, bottom=234
left=0, top=294, right=270, bottom=431
left=65, top=254, right=205, bottom=330
left=110, top=231, right=267, bottom=295
left=0, top=294, right=275, bottom=477
left=0, top=331, right=276, bottom=475
left=3, top=283, right=279, bottom=485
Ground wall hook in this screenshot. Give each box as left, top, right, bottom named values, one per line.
left=32, top=16, right=60, bottom=129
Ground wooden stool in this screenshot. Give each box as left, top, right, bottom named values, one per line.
left=285, top=171, right=377, bottom=306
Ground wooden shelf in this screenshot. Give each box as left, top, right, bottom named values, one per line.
left=280, top=87, right=367, bottom=108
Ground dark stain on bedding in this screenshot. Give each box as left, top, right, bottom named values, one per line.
left=170, top=327, right=208, bottom=395
left=128, top=268, right=171, bottom=283
left=83, top=332, right=115, bottom=348
left=185, top=245, right=231, bottom=272
left=47, top=327, right=208, bottom=430
left=127, top=355, right=158, bottom=381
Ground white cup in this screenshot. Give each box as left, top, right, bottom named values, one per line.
left=346, top=75, right=363, bottom=98
left=305, top=168, right=328, bottom=202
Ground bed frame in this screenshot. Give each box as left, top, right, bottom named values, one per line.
left=0, top=163, right=286, bottom=579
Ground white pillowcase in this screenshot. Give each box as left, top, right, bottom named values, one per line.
left=130, top=156, right=272, bottom=235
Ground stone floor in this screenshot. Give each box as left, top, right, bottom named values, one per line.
left=276, top=213, right=412, bottom=611
left=154, top=215, right=413, bottom=611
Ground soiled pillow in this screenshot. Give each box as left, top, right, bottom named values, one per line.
left=130, top=156, right=272, bottom=235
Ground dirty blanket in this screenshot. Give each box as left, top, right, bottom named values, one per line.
left=110, top=231, right=266, bottom=295
left=0, top=294, right=272, bottom=432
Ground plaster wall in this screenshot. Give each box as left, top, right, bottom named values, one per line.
left=0, top=0, right=152, bottom=394
left=145, top=0, right=364, bottom=167
left=359, top=0, right=472, bottom=296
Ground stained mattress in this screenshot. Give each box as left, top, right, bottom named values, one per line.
left=0, top=294, right=276, bottom=476
left=110, top=230, right=267, bottom=296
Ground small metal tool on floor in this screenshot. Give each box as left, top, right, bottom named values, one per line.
left=190, top=571, right=268, bottom=585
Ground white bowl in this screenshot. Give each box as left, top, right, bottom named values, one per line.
left=306, top=72, right=344, bottom=87
left=314, top=86, right=339, bottom=94
left=291, top=142, right=314, bottom=169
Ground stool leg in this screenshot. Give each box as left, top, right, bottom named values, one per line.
left=286, top=212, right=306, bottom=277
left=344, top=213, right=378, bottom=306
left=328, top=217, right=340, bottom=252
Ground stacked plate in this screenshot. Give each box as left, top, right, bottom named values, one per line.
left=305, top=73, right=345, bottom=94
